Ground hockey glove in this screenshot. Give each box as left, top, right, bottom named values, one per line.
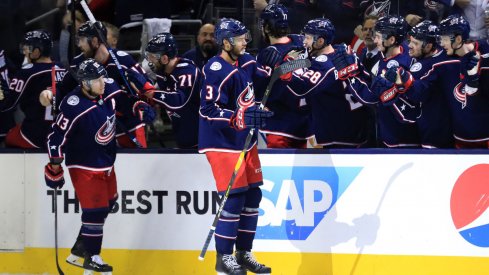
left=460, top=51, right=480, bottom=93
left=371, top=76, right=398, bottom=106
left=133, top=100, right=156, bottom=124
left=384, top=66, right=413, bottom=93
left=44, top=163, right=65, bottom=189
left=126, top=70, right=156, bottom=96
left=230, top=105, right=274, bottom=131
left=332, top=44, right=359, bottom=80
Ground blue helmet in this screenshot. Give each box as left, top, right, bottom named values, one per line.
left=146, top=33, right=178, bottom=59
left=439, top=14, right=470, bottom=41
left=302, top=18, right=335, bottom=45
left=78, top=21, right=107, bottom=39
left=21, top=30, right=53, bottom=56
left=409, top=20, right=439, bottom=44
left=260, top=4, right=289, bottom=31
left=215, top=18, right=249, bottom=46
left=77, top=58, right=107, bottom=81
left=375, top=15, right=408, bottom=43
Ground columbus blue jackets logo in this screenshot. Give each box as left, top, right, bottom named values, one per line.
left=453, top=82, right=467, bottom=109
left=95, top=114, right=116, bottom=145
left=237, top=82, right=255, bottom=108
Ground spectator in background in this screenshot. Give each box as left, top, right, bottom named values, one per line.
left=103, top=21, right=119, bottom=48
left=449, top=0, right=489, bottom=40
left=358, top=15, right=380, bottom=75
left=182, top=23, right=218, bottom=69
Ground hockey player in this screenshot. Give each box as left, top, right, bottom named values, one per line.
left=283, top=18, right=370, bottom=148
left=398, top=20, right=459, bottom=148
left=126, top=33, right=203, bottom=149
left=0, top=30, right=66, bottom=149
left=199, top=18, right=273, bottom=275
left=44, top=59, right=137, bottom=272
left=43, top=21, right=153, bottom=148
left=333, top=15, right=421, bottom=148
left=438, top=14, right=489, bottom=148
left=255, top=3, right=310, bottom=148
left=0, top=49, right=15, bottom=145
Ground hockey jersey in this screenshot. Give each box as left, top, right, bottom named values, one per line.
left=199, top=53, right=270, bottom=152
left=47, top=79, right=122, bottom=170
left=449, top=41, right=489, bottom=142
left=153, top=57, right=202, bottom=148
left=407, top=49, right=459, bottom=148
left=0, top=62, right=66, bottom=148
left=58, top=50, right=147, bottom=136
left=255, top=34, right=310, bottom=140
left=286, top=53, right=369, bottom=146
left=347, top=48, right=421, bottom=147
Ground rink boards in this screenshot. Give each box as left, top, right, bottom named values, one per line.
left=0, top=149, right=489, bottom=274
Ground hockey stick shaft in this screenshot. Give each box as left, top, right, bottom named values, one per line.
left=53, top=188, right=65, bottom=275
left=198, top=58, right=311, bottom=260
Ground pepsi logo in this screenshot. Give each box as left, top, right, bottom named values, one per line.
left=450, top=164, right=489, bottom=247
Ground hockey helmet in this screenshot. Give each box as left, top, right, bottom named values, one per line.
left=409, top=20, right=439, bottom=44
left=78, top=21, right=107, bottom=39
left=260, top=4, right=289, bottom=31
left=374, top=15, right=408, bottom=43
left=77, top=58, right=107, bottom=81
left=215, top=18, right=250, bottom=46
left=439, top=14, right=470, bottom=41
left=145, top=33, right=178, bottom=59
left=302, top=18, right=335, bottom=45
left=21, top=30, right=53, bottom=56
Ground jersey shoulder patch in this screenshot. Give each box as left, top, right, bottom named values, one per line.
left=210, top=62, right=222, bottom=71
left=410, top=62, right=422, bottom=72
left=67, top=95, right=80, bottom=106
left=315, top=55, right=328, bottom=62
left=176, top=62, right=189, bottom=68
left=104, top=78, right=115, bottom=84
left=22, top=63, right=34, bottom=69
left=386, top=59, right=399, bottom=68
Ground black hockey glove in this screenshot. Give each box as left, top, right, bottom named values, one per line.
left=371, top=76, right=398, bottom=106
left=133, top=100, right=156, bottom=124
left=126, top=69, right=156, bottom=96
left=230, top=105, right=274, bottom=131
left=44, top=163, right=65, bottom=189
left=460, top=51, right=480, bottom=93
left=384, top=66, right=413, bottom=93
left=332, top=44, right=359, bottom=80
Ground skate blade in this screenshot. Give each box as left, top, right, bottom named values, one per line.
left=83, top=271, right=112, bottom=275
left=66, top=253, right=84, bottom=268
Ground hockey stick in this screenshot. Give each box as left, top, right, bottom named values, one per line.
left=80, top=0, right=149, bottom=148
left=198, top=58, right=311, bottom=260
left=53, top=188, right=65, bottom=275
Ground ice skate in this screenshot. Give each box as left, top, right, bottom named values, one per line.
left=216, top=253, right=247, bottom=275
left=83, top=254, right=113, bottom=275
left=66, top=238, right=85, bottom=268
left=236, top=250, right=271, bottom=274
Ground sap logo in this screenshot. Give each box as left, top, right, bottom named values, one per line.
left=256, top=166, right=362, bottom=240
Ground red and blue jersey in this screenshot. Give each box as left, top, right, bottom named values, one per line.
left=285, top=53, right=370, bottom=146
left=58, top=50, right=147, bottom=136
left=47, top=79, right=122, bottom=170
left=406, top=50, right=459, bottom=148
left=449, top=41, right=489, bottom=143
left=199, top=53, right=270, bottom=153
left=255, top=35, right=310, bottom=140
left=347, top=49, right=420, bottom=147
left=0, top=62, right=66, bottom=148
left=152, top=57, right=203, bottom=148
